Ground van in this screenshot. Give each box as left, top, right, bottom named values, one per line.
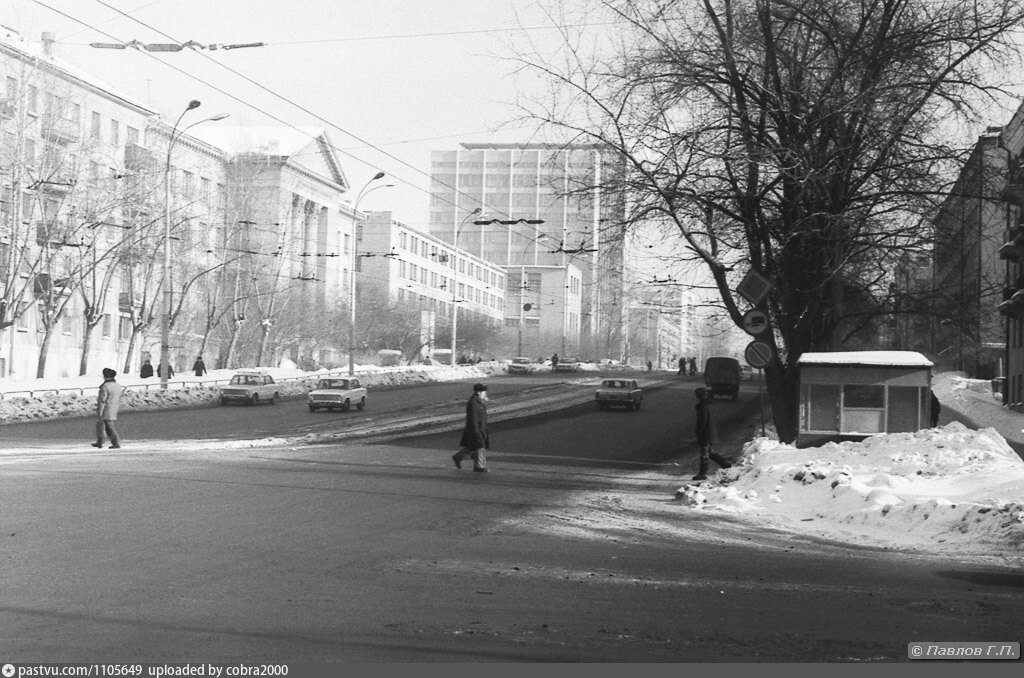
left=704, top=357, right=741, bottom=400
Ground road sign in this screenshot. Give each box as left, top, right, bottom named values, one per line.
left=737, top=269, right=773, bottom=306
left=742, top=309, right=769, bottom=336
left=745, top=340, right=773, bottom=368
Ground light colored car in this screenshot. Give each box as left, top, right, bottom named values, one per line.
left=595, top=379, right=643, bottom=410
left=307, top=377, right=367, bottom=412
left=220, top=370, right=280, bottom=406
left=507, top=357, right=534, bottom=374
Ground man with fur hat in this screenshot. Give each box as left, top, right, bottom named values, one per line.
left=453, top=382, right=490, bottom=472
left=93, top=367, right=123, bottom=449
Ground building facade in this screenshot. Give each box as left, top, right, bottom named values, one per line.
left=426, top=143, right=626, bottom=360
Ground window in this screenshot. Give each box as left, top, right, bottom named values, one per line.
left=127, top=126, right=139, bottom=145
left=343, top=233, right=350, bottom=256
left=26, top=85, right=37, bottom=113
left=16, top=302, right=29, bottom=330
left=201, top=177, right=211, bottom=205
left=62, top=312, right=73, bottom=335
left=91, top=111, right=102, bottom=137
left=841, top=384, right=885, bottom=434
left=5, top=76, right=16, bottom=100
left=119, top=316, right=132, bottom=340
left=182, top=171, right=194, bottom=197
left=399, top=232, right=407, bottom=249
left=110, top=119, right=120, bottom=146
left=23, top=138, right=36, bottom=167
left=101, top=314, right=111, bottom=338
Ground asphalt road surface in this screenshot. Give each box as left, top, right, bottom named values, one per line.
left=1, top=375, right=1022, bottom=662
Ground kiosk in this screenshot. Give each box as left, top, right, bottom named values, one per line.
left=797, top=351, right=933, bottom=447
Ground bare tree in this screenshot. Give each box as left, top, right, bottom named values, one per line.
left=519, top=0, right=1024, bottom=441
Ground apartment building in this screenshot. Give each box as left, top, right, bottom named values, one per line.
left=426, top=143, right=626, bottom=360
left=1, top=30, right=155, bottom=378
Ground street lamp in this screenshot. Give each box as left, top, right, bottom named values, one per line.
left=349, top=172, right=392, bottom=375
left=161, top=100, right=228, bottom=388
left=450, top=207, right=482, bottom=363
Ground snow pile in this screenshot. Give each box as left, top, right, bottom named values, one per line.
left=0, top=362, right=507, bottom=424
left=676, top=422, right=1024, bottom=556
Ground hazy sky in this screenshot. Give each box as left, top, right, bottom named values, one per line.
left=1, top=0, right=595, bottom=226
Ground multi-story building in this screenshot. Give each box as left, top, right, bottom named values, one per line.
left=1, top=30, right=155, bottom=378
left=426, top=143, right=626, bottom=360
left=993, top=102, right=1024, bottom=409
left=360, top=210, right=507, bottom=358
left=0, top=31, right=363, bottom=377
left=932, top=126, right=1008, bottom=379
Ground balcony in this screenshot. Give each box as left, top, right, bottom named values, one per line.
left=998, top=241, right=1024, bottom=263
left=998, top=300, right=1024, bottom=319
left=1002, top=182, right=1024, bottom=207
left=32, top=166, right=76, bottom=194
left=39, top=113, right=80, bottom=144
left=124, top=142, right=155, bottom=170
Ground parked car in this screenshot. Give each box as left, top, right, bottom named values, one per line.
left=507, top=357, right=534, bottom=374
left=307, top=377, right=367, bottom=412
left=220, top=370, right=280, bottom=406
left=704, top=357, right=741, bottom=400
left=595, top=379, right=643, bottom=410
left=553, top=357, right=580, bottom=373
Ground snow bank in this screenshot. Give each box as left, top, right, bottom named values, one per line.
left=675, top=422, right=1024, bottom=556
left=0, top=362, right=507, bottom=424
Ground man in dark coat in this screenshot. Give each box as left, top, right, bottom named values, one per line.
left=930, top=389, right=941, bottom=428
left=193, top=356, right=207, bottom=377
left=139, top=359, right=154, bottom=379
left=693, top=387, right=731, bottom=480
left=452, top=383, right=489, bottom=472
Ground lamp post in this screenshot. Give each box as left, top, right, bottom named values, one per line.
left=161, top=100, right=229, bottom=388
left=348, top=172, right=391, bottom=375
left=450, top=207, right=482, bottom=364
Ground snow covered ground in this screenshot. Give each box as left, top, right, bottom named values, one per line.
left=510, top=371, right=1024, bottom=563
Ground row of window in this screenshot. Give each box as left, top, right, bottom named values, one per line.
left=396, top=231, right=503, bottom=286
left=395, top=260, right=502, bottom=310
left=5, top=76, right=141, bottom=146
left=11, top=301, right=132, bottom=341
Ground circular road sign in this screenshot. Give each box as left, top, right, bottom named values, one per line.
left=742, top=309, right=769, bottom=336
left=745, top=340, right=773, bottom=369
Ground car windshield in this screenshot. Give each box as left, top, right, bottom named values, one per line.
left=512, top=358, right=529, bottom=364
left=602, top=380, right=624, bottom=388
left=318, top=380, right=348, bottom=390
left=230, top=375, right=258, bottom=385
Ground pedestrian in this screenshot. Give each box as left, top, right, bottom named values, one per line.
left=452, top=383, right=490, bottom=473
left=551, top=353, right=559, bottom=369
left=692, top=387, right=731, bottom=480
left=678, top=357, right=685, bottom=375
left=92, top=367, right=123, bottom=449
left=193, top=355, right=207, bottom=377
left=139, top=358, right=153, bottom=379
left=689, top=357, right=697, bottom=376
left=157, top=361, right=174, bottom=379
left=647, top=360, right=653, bottom=371
left=930, top=389, right=941, bottom=428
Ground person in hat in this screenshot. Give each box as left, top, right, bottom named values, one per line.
left=693, top=387, right=731, bottom=480
left=452, top=382, right=490, bottom=472
left=93, top=367, right=123, bottom=449
left=193, top=355, right=207, bottom=377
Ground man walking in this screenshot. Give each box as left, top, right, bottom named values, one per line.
left=693, top=387, right=731, bottom=480
left=193, top=355, right=207, bottom=377
left=93, top=367, right=123, bottom=449
left=452, top=383, right=490, bottom=473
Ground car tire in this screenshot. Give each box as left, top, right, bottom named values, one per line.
left=342, top=399, right=351, bottom=412
left=356, top=397, right=365, bottom=411
left=309, top=405, right=317, bottom=412
left=634, top=399, right=642, bottom=410
left=250, top=393, right=259, bottom=406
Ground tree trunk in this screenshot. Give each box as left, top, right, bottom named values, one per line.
left=122, top=328, right=140, bottom=375
left=256, top=324, right=271, bottom=367
left=220, top=322, right=242, bottom=370
left=79, top=323, right=95, bottom=376
left=35, top=328, right=54, bottom=379
left=765, top=361, right=800, bottom=443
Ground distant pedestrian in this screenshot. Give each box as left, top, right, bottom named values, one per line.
left=689, top=357, right=697, bottom=376
left=551, top=353, right=559, bottom=369
left=678, top=357, right=685, bottom=375
left=647, top=360, right=653, bottom=371
left=92, top=367, right=123, bottom=450
left=157, top=362, right=173, bottom=379
left=193, top=356, right=207, bottom=377
left=452, top=383, right=490, bottom=473
left=930, top=389, right=941, bottom=428
left=139, top=359, right=153, bottom=379
left=692, top=387, right=731, bottom=480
